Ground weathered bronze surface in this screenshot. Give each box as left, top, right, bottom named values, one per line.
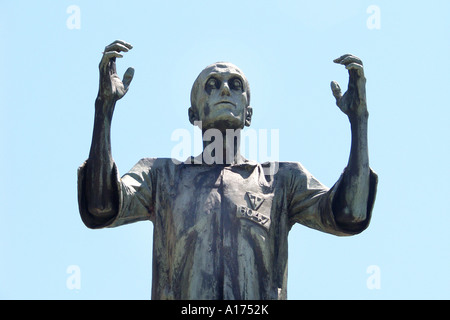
left=78, top=40, right=378, bottom=299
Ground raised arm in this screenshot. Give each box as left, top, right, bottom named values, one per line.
left=84, top=40, right=134, bottom=218
left=330, top=54, right=371, bottom=226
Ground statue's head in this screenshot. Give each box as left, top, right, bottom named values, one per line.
left=189, top=62, right=252, bottom=131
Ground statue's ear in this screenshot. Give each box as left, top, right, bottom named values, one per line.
left=245, top=106, right=253, bottom=127
left=188, top=106, right=199, bottom=125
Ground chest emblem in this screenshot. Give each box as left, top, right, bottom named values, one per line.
left=246, top=191, right=264, bottom=210
left=236, top=192, right=270, bottom=230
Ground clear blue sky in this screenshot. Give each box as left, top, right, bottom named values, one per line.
left=1, top=0, right=449, bottom=299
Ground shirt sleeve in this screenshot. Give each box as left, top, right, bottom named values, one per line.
left=287, top=163, right=378, bottom=236
left=77, top=158, right=155, bottom=229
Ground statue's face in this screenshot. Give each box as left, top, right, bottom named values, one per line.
left=191, top=63, right=250, bottom=130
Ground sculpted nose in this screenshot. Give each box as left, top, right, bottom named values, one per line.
left=221, top=83, right=231, bottom=96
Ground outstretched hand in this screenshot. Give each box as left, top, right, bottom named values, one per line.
left=98, top=40, right=135, bottom=104
left=330, top=54, right=368, bottom=120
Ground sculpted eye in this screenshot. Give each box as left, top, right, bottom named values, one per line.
left=230, top=78, right=243, bottom=91
left=205, top=77, right=219, bottom=94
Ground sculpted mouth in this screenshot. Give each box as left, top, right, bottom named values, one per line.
left=215, top=101, right=236, bottom=107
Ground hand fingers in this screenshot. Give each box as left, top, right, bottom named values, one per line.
left=345, top=62, right=364, bottom=76
left=333, top=54, right=352, bottom=64
left=341, top=56, right=363, bottom=66
left=330, top=81, right=342, bottom=102
left=103, top=51, right=124, bottom=59
left=99, top=40, right=133, bottom=71
left=331, top=81, right=350, bottom=114
left=123, top=67, right=135, bottom=91
left=106, top=40, right=133, bottom=51
left=333, top=54, right=363, bottom=66
left=99, top=51, right=123, bottom=72
left=334, top=54, right=365, bottom=77
left=105, top=42, right=132, bottom=54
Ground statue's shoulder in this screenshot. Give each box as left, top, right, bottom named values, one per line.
left=258, top=161, right=312, bottom=184
left=134, top=157, right=158, bottom=167
left=135, top=157, right=178, bottom=169
left=278, top=161, right=309, bottom=171
left=261, top=161, right=309, bottom=175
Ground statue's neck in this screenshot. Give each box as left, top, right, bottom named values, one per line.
left=201, top=128, right=244, bottom=165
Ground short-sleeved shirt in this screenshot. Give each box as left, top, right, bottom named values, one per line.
left=77, top=157, right=377, bottom=299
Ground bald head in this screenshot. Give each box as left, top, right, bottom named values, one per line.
left=190, top=62, right=251, bottom=109
left=189, top=62, right=252, bottom=130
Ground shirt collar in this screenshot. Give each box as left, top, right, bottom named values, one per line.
left=183, top=154, right=259, bottom=170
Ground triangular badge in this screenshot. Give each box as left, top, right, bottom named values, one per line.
left=246, top=192, right=264, bottom=211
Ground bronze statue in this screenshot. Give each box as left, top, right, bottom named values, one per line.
left=78, top=40, right=377, bottom=299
